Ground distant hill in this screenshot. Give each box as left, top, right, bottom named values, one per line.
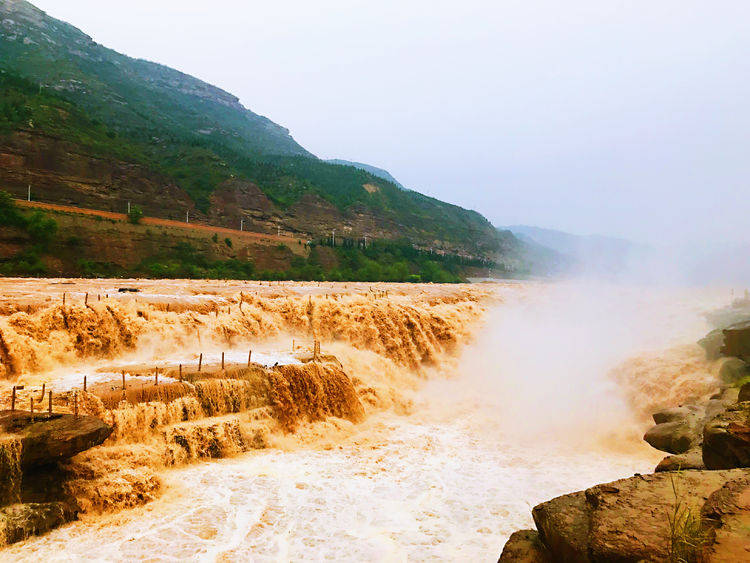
left=326, top=160, right=405, bottom=189
left=0, top=0, right=513, bottom=261
left=506, top=225, right=647, bottom=276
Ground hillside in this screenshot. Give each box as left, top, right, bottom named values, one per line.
left=0, top=0, right=512, bottom=261
left=326, top=159, right=405, bottom=189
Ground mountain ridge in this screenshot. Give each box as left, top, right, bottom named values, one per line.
left=0, top=0, right=512, bottom=262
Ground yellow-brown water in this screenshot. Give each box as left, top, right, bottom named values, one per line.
left=0, top=279, right=731, bottom=560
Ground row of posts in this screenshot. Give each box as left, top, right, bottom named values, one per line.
left=11, top=340, right=322, bottom=416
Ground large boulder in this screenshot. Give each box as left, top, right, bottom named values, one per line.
left=703, top=403, right=750, bottom=469
left=498, top=530, right=551, bottom=562
left=0, top=411, right=112, bottom=469
left=645, top=406, right=703, bottom=454
left=501, top=470, right=750, bottom=562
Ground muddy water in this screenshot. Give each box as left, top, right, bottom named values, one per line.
left=4, top=282, right=730, bottom=561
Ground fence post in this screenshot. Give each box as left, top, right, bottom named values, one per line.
left=39, top=383, right=45, bottom=401
left=221, top=352, right=225, bottom=370
left=247, top=349, right=252, bottom=367
left=198, top=353, right=203, bottom=372
left=179, top=364, right=182, bottom=382
left=63, top=292, right=66, bottom=306
left=122, top=370, right=126, bottom=390
left=11, top=386, right=16, bottom=411
left=74, top=392, right=78, bottom=417
left=155, top=368, right=158, bottom=386
left=30, top=397, right=34, bottom=422
left=48, top=390, right=52, bottom=414
left=83, top=376, right=87, bottom=393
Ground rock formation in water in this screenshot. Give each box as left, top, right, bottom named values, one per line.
left=0, top=411, right=112, bottom=545
left=500, top=310, right=750, bottom=561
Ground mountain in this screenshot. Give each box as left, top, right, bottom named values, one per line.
left=507, top=225, right=647, bottom=275
left=326, top=160, right=405, bottom=189
left=0, top=0, right=514, bottom=262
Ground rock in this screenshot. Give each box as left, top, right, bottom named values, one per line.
left=721, top=321, right=750, bottom=361
left=656, top=448, right=705, bottom=472
left=644, top=421, right=700, bottom=454
left=699, top=329, right=726, bottom=361
left=0, top=501, right=77, bottom=545
left=703, top=403, right=750, bottom=469
left=718, top=357, right=749, bottom=385
left=739, top=382, right=750, bottom=403
left=532, top=491, right=590, bottom=562
left=702, top=476, right=750, bottom=561
left=509, top=469, right=750, bottom=562
left=0, top=411, right=112, bottom=469
left=498, top=530, right=551, bottom=562
left=585, top=470, right=747, bottom=561
left=652, top=405, right=702, bottom=424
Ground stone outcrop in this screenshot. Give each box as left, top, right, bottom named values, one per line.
left=502, top=470, right=749, bottom=561
left=703, top=403, right=750, bottom=470
left=0, top=411, right=113, bottom=469
left=498, top=530, right=551, bottom=562
left=0, top=502, right=77, bottom=545
left=720, top=321, right=750, bottom=362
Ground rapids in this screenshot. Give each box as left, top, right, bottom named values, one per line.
left=2, top=281, right=732, bottom=561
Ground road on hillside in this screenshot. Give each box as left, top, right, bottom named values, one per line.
left=16, top=199, right=305, bottom=249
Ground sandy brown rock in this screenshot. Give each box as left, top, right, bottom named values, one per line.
left=498, top=530, right=551, bottom=562
left=721, top=322, right=750, bottom=362
left=585, top=470, right=747, bottom=561
left=532, top=491, right=590, bottom=562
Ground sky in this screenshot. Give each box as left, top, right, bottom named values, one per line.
left=30, top=0, right=750, bottom=245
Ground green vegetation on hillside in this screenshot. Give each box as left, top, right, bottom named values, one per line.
left=0, top=190, right=57, bottom=274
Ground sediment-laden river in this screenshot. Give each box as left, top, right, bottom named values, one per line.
left=1, top=281, right=729, bottom=561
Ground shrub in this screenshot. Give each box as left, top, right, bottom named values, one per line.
left=127, top=205, right=144, bottom=224
left=224, top=237, right=232, bottom=248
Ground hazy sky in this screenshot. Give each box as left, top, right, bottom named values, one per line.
left=31, top=0, right=750, bottom=245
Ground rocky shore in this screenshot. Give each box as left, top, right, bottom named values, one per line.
left=500, top=311, right=750, bottom=562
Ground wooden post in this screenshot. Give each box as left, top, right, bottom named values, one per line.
left=48, top=390, right=52, bottom=414
left=39, top=383, right=45, bottom=401
left=122, top=370, right=126, bottom=390
left=221, top=352, right=225, bottom=370
left=247, top=349, right=252, bottom=367
left=62, top=292, right=66, bottom=306
left=155, top=368, right=158, bottom=386
left=98, top=294, right=101, bottom=302
left=30, top=397, right=34, bottom=421
left=292, top=339, right=295, bottom=351
left=74, top=392, right=78, bottom=417
left=85, top=293, right=88, bottom=306
left=179, top=364, right=183, bottom=382
left=83, top=375, right=87, bottom=392
left=11, top=386, right=17, bottom=411
left=198, top=353, right=203, bottom=372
